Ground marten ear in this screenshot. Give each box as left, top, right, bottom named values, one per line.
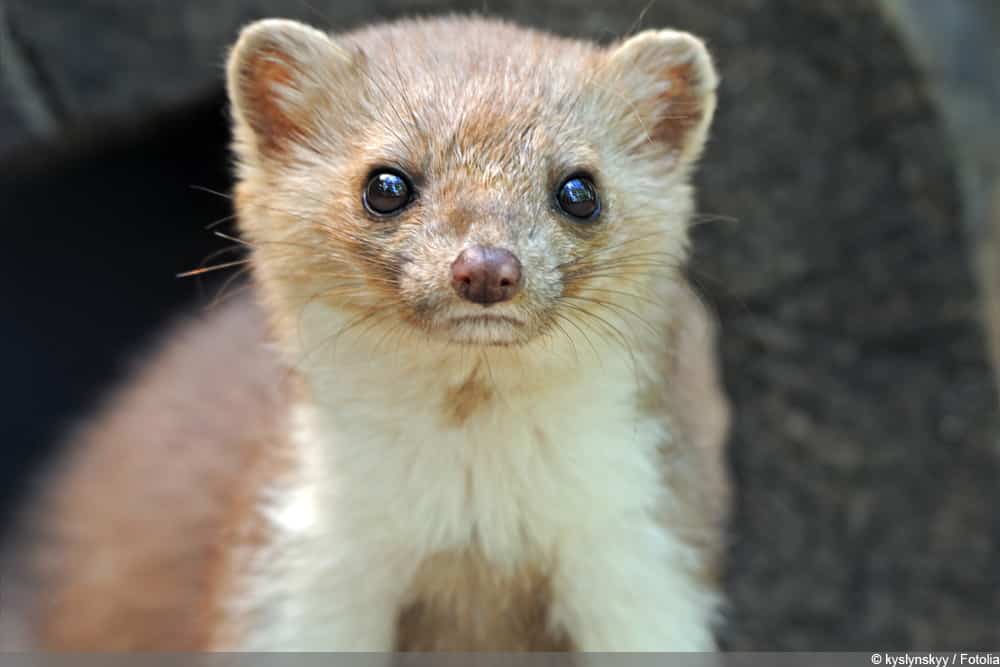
left=227, top=19, right=356, bottom=159
left=602, top=30, right=718, bottom=167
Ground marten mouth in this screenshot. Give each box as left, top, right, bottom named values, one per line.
left=448, top=315, right=524, bottom=328
left=444, top=314, right=527, bottom=346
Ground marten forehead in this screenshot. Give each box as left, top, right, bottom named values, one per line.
left=341, top=20, right=603, bottom=170
left=363, top=101, right=594, bottom=177
left=342, top=17, right=600, bottom=77
left=350, top=67, right=602, bottom=184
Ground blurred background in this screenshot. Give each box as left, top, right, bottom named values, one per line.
left=1, top=0, right=998, bottom=650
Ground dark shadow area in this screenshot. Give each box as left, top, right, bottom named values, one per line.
left=0, top=92, right=234, bottom=534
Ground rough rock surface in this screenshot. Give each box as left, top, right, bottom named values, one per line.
left=0, top=0, right=996, bottom=650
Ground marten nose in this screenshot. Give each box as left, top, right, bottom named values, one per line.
left=451, top=245, right=522, bottom=305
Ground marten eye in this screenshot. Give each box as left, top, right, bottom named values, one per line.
left=364, top=169, right=413, bottom=216
left=556, top=175, right=600, bottom=220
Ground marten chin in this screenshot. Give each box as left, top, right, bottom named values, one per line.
left=3, top=15, right=731, bottom=651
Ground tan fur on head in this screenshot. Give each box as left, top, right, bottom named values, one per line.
left=226, top=17, right=719, bottom=360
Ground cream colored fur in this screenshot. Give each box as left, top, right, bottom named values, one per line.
left=223, top=290, right=718, bottom=651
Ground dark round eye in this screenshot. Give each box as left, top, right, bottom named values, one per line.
left=556, top=175, right=600, bottom=220
left=364, top=170, right=412, bottom=216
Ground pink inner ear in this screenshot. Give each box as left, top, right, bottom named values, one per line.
left=242, top=49, right=308, bottom=155
left=653, top=61, right=705, bottom=150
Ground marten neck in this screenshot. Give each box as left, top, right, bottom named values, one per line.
left=275, top=295, right=673, bottom=561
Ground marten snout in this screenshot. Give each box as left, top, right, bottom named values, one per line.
left=451, top=246, right=522, bottom=305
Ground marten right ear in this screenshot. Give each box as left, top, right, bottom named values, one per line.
left=600, top=30, right=718, bottom=169
left=227, top=19, right=357, bottom=160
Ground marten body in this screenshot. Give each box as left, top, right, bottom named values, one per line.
left=3, top=16, right=730, bottom=651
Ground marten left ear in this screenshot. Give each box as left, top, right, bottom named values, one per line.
left=602, top=30, right=718, bottom=167
left=227, top=19, right=358, bottom=161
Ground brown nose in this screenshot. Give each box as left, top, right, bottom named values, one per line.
left=451, top=245, right=522, bottom=305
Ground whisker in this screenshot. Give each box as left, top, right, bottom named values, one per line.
left=553, top=311, right=599, bottom=360
left=546, top=315, right=580, bottom=366
left=563, top=303, right=642, bottom=386
left=563, top=269, right=677, bottom=287
left=205, top=213, right=237, bottom=231
left=563, top=258, right=682, bottom=280
left=208, top=269, right=254, bottom=310
left=557, top=230, right=677, bottom=268
left=575, top=286, right=666, bottom=310
left=690, top=212, right=739, bottom=227
left=562, top=295, right=660, bottom=337
left=625, top=0, right=658, bottom=38
left=190, top=185, right=232, bottom=200
left=214, top=231, right=253, bottom=247
left=176, top=259, right=250, bottom=278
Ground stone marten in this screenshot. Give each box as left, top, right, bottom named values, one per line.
left=1, top=15, right=731, bottom=651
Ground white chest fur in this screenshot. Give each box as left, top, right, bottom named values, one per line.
left=234, top=305, right=719, bottom=650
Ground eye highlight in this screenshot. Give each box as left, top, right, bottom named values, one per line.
left=556, top=175, right=600, bottom=220
left=364, top=169, right=413, bottom=216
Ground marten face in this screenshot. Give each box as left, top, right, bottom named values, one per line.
left=228, top=18, right=716, bottom=349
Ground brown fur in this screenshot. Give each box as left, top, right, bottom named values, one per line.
left=655, top=64, right=704, bottom=150
left=241, top=48, right=308, bottom=154
left=5, top=296, right=292, bottom=650
left=397, top=549, right=571, bottom=651
left=654, top=288, right=732, bottom=585
left=441, top=364, right=495, bottom=427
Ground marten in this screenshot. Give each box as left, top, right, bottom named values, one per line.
left=1, top=15, right=731, bottom=651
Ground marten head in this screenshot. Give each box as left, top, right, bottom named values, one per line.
left=227, top=17, right=716, bottom=351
